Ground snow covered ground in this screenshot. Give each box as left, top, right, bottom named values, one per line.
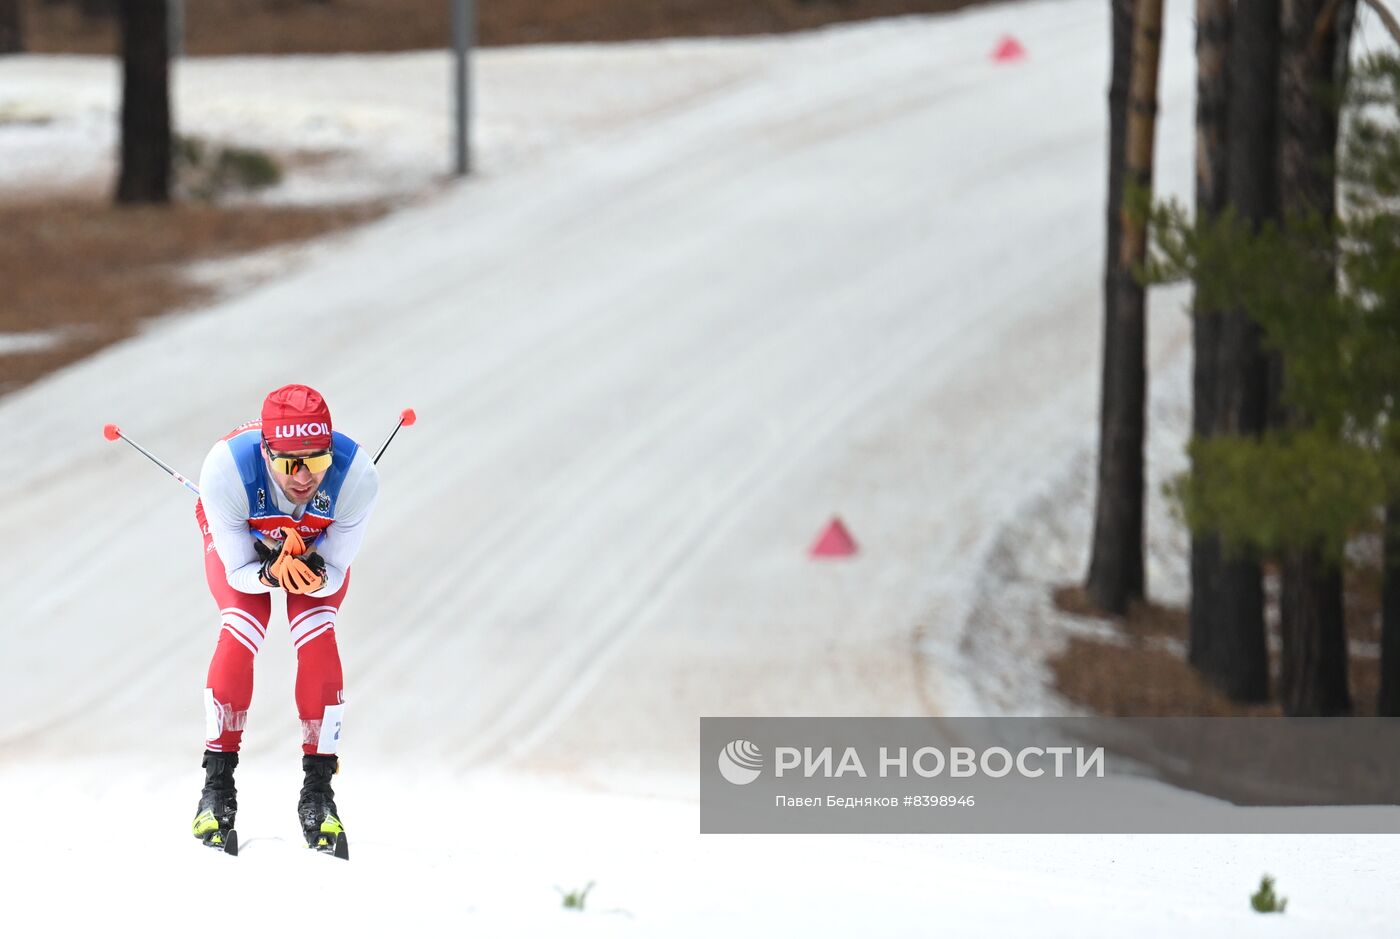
left=0, top=33, right=782, bottom=203
left=2, top=0, right=1398, bottom=934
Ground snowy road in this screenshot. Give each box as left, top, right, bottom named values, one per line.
left=2, top=0, right=1198, bottom=772
left=3, top=1, right=1397, bottom=934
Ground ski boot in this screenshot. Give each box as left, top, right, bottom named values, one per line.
left=298, top=754, right=349, bottom=859
left=192, top=750, right=239, bottom=855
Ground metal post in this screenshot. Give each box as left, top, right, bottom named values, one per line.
left=451, top=0, right=474, bottom=176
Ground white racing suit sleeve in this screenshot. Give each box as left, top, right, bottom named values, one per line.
left=308, top=450, right=380, bottom=597
left=199, top=442, right=274, bottom=595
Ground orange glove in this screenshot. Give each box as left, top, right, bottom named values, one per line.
left=279, top=526, right=307, bottom=557
left=258, top=527, right=309, bottom=588
left=279, top=555, right=326, bottom=595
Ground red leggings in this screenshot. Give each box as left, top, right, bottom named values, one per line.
left=198, top=503, right=349, bottom=756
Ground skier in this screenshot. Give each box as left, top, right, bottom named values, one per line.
left=191, top=384, right=379, bottom=856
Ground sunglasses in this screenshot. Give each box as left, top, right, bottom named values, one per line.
left=263, top=440, right=333, bottom=475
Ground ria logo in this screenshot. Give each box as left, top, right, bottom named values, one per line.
left=718, top=739, right=763, bottom=785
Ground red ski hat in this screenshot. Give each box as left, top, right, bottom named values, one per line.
left=261, top=384, right=332, bottom=451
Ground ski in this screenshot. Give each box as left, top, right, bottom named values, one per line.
left=200, top=828, right=239, bottom=856
left=307, top=829, right=349, bottom=860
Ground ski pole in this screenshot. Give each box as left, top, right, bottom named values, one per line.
left=103, top=423, right=201, bottom=496
left=104, top=408, right=418, bottom=494
left=372, top=408, right=417, bottom=465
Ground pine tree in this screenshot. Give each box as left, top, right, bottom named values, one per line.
left=1087, top=0, right=1161, bottom=615
left=1150, top=53, right=1400, bottom=715
left=1189, top=0, right=1280, bottom=702
left=1348, top=54, right=1400, bottom=714
left=1273, top=0, right=1356, bottom=716
left=1188, top=0, right=1270, bottom=701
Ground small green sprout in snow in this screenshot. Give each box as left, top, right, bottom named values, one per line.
left=1251, top=874, right=1287, bottom=914
left=557, top=881, right=595, bottom=911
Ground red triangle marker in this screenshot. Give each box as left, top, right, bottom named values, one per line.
left=810, top=517, right=858, bottom=558
left=991, top=35, right=1026, bottom=63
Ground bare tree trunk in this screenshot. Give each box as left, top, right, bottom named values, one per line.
left=1279, top=0, right=1349, bottom=216
left=1275, top=0, right=1354, bottom=715
left=1193, top=0, right=1280, bottom=702
left=1381, top=501, right=1400, bottom=715
left=1087, top=0, right=1160, bottom=615
left=1280, top=545, right=1351, bottom=712
left=1105, top=0, right=1133, bottom=302
left=1195, top=0, right=1231, bottom=219
left=1334, top=0, right=1358, bottom=88
left=116, top=0, right=171, bottom=204
left=1188, top=0, right=1231, bottom=677
left=0, top=0, right=22, bottom=53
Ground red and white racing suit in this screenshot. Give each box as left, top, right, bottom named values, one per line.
left=195, top=421, right=379, bottom=756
